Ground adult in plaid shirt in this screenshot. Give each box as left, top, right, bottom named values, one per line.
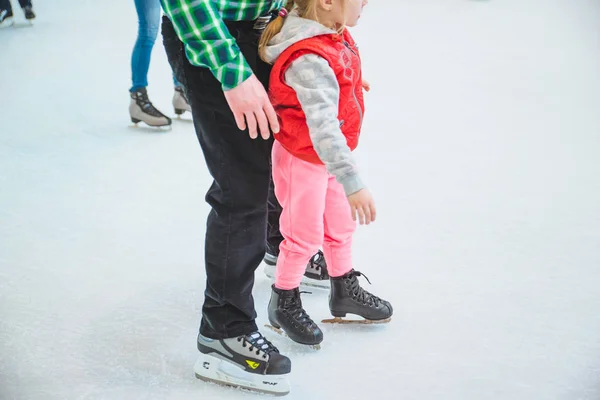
left=160, top=0, right=292, bottom=395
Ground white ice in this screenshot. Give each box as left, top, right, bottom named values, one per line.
left=1, top=0, right=600, bottom=399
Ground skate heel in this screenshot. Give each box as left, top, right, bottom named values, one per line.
left=174, top=108, right=185, bottom=115
left=268, top=319, right=281, bottom=330
left=131, top=117, right=141, bottom=124
left=330, top=310, right=347, bottom=318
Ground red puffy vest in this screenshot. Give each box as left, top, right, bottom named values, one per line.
left=269, top=29, right=365, bottom=164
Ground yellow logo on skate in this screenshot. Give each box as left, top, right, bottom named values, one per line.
left=246, top=360, right=260, bottom=370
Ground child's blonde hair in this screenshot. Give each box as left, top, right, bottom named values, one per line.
left=258, top=0, right=322, bottom=63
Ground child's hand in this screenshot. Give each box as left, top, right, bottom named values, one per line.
left=362, top=79, right=371, bottom=92
left=347, top=189, right=376, bottom=225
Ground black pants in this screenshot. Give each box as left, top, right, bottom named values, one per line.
left=162, top=16, right=284, bottom=339
left=0, top=0, right=32, bottom=12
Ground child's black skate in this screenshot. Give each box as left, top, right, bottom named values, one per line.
left=304, top=250, right=329, bottom=281
left=264, top=248, right=330, bottom=289
left=323, top=270, right=393, bottom=324
left=129, top=88, right=172, bottom=127
left=267, top=285, right=323, bottom=348
left=23, top=6, right=35, bottom=21
left=195, top=331, right=291, bottom=396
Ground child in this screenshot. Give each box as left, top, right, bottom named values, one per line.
left=259, top=0, right=393, bottom=347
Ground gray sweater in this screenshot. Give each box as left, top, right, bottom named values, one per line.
left=264, top=13, right=365, bottom=196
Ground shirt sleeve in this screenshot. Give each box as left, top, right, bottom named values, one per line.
left=161, top=0, right=253, bottom=90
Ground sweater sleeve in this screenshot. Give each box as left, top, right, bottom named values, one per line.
left=283, top=54, right=365, bottom=196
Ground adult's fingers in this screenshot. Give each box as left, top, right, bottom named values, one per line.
left=232, top=110, right=246, bottom=131
left=264, top=101, right=280, bottom=134
left=245, top=112, right=258, bottom=139
left=255, top=109, right=270, bottom=140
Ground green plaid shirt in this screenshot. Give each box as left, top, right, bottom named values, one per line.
left=161, top=0, right=286, bottom=90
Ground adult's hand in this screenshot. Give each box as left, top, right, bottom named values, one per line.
left=223, top=74, right=280, bottom=139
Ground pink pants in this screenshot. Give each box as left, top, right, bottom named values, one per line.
left=272, top=141, right=356, bottom=290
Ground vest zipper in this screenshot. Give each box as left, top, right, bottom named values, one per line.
left=343, top=40, right=363, bottom=127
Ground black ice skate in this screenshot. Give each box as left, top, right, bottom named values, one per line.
left=195, top=331, right=291, bottom=396
left=264, top=248, right=330, bottom=290
left=172, top=86, right=191, bottom=116
left=323, top=270, right=393, bottom=324
left=266, top=285, right=323, bottom=349
left=129, top=88, right=172, bottom=127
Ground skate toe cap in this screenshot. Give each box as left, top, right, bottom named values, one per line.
left=372, top=301, right=393, bottom=320
left=266, top=353, right=291, bottom=375
left=384, top=301, right=393, bottom=317
left=311, top=327, right=324, bottom=345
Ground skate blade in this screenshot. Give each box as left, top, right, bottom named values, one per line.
left=174, top=115, right=193, bottom=122
left=9, top=21, right=34, bottom=28
left=194, top=354, right=290, bottom=396
left=129, top=122, right=172, bottom=130
left=195, top=373, right=289, bottom=397
left=299, top=280, right=330, bottom=290
left=0, top=19, right=14, bottom=28
left=321, top=317, right=391, bottom=325
left=264, top=324, right=321, bottom=350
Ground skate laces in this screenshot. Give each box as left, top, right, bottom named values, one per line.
left=133, top=90, right=165, bottom=118
left=239, top=332, right=278, bottom=357
left=347, top=270, right=383, bottom=307
left=284, top=289, right=316, bottom=327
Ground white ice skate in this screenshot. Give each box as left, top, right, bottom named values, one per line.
left=129, top=88, right=172, bottom=128
left=0, top=9, right=14, bottom=27
left=195, top=332, right=291, bottom=396
left=172, top=87, right=191, bottom=116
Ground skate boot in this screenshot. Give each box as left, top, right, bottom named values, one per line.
left=0, top=9, right=14, bottom=27
left=304, top=251, right=329, bottom=281
left=172, top=86, right=191, bottom=116
left=195, top=331, right=291, bottom=396
left=264, top=248, right=330, bottom=289
left=129, top=88, right=172, bottom=127
left=263, top=242, right=279, bottom=266
left=323, top=270, right=393, bottom=324
left=267, top=285, right=323, bottom=347
left=23, top=6, right=35, bottom=20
